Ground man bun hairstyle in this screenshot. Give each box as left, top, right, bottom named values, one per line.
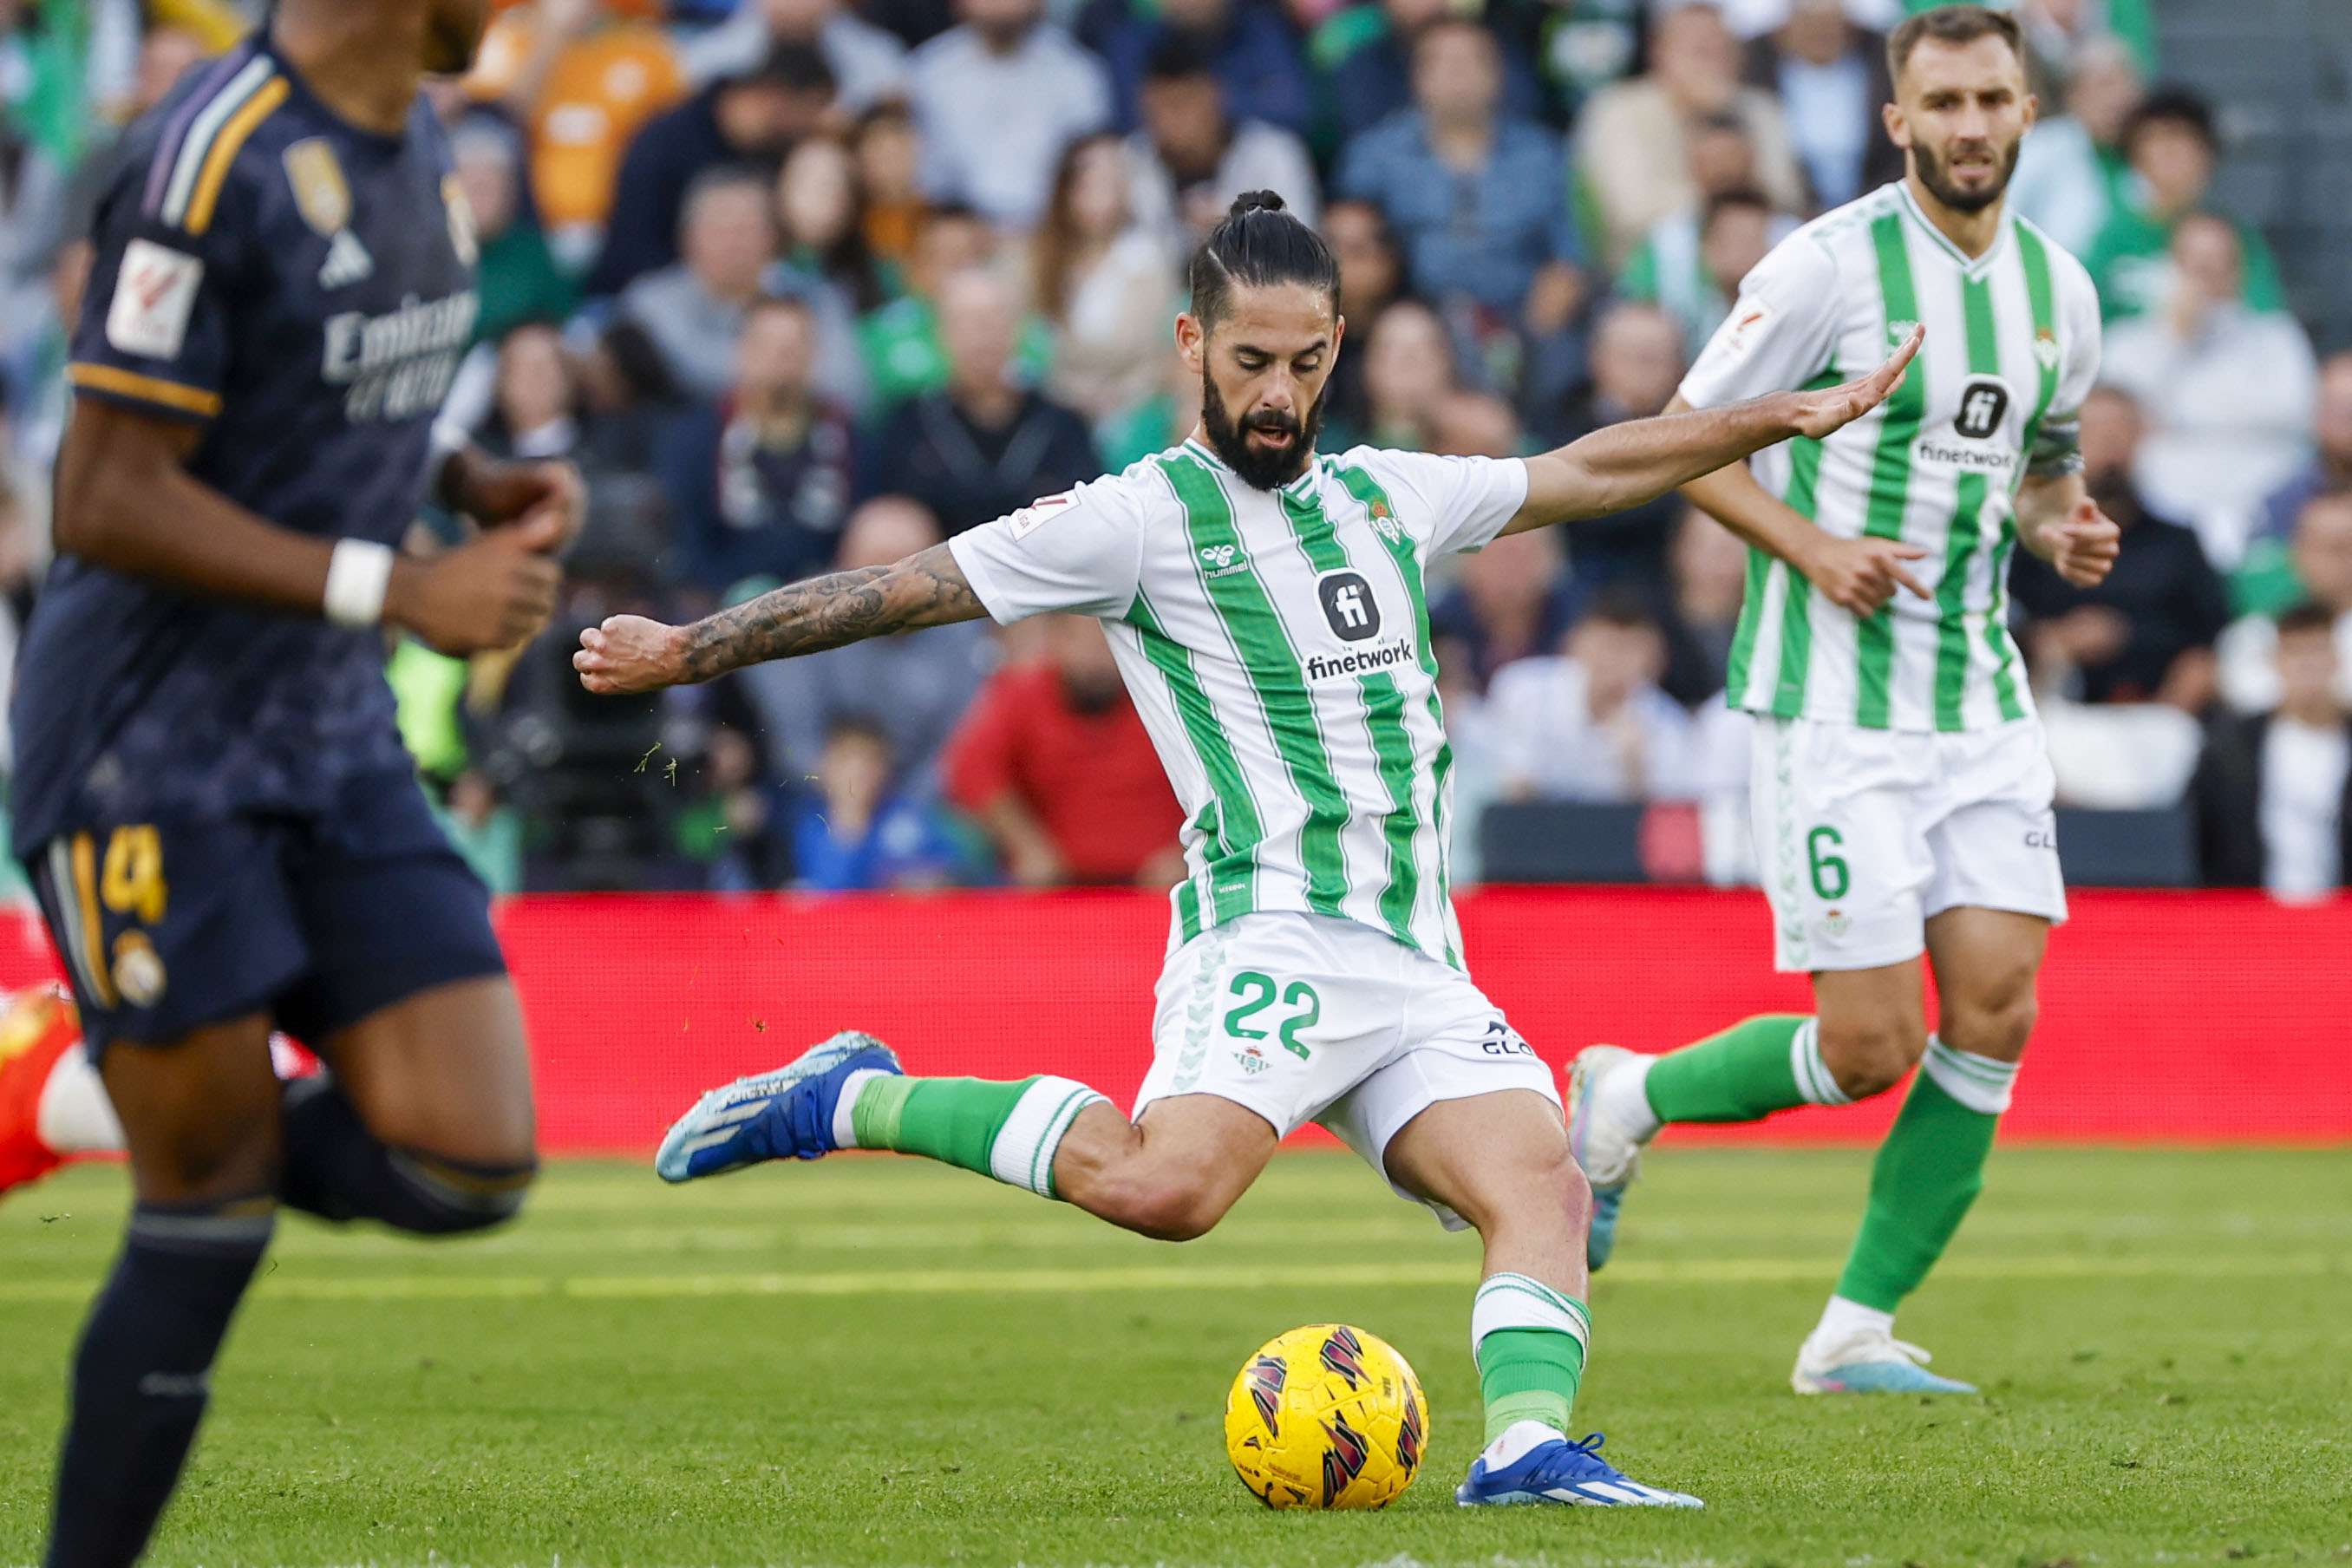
left=1886, top=3, right=2024, bottom=82
left=1188, top=190, right=1341, bottom=330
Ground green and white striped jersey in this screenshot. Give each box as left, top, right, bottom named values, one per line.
left=947, top=437, right=1527, bottom=964
left=1679, top=180, right=2102, bottom=732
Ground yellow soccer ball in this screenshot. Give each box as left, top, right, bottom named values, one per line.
left=1223, top=1323, right=1428, bottom=1509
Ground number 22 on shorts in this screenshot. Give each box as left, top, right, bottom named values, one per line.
left=1223, top=971, right=1321, bottom=1060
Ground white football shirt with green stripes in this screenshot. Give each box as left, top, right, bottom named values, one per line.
left=947, top=437, right=1528, bottom=965
left=1679, top=180, right=2102, bottom=733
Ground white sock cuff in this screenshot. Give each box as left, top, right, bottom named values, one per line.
left=988, top=1076, right=1108, bottom=1198
left=1471, top=1272, right=1592, bottom=1356
left=1920, top=1036, right=2018, bottom=1114
left=1790, top=1017, right=1852, bottom=1107
left=831, top=1068, right=886, bottom=1149
left=1814, top=1294, right=1895, bottom=1344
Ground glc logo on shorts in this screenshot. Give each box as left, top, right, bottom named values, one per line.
left=1479, top=1021, right=1534, bottom=1057
left=1955, top=376, right=2011, bottom=440
left=1317, top=571, right=1381, bottom=642
left=1199, top=543, right=1251, bottom=579
left=2024, top=828, right=2058, bottom=851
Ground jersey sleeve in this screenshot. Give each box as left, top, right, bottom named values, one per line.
left=1676, top=233, right=1843, bottom=410
left=1347, top=448, right=1531, bottom=559
left=2029, top=254, right=2105, bottom=478
left=944, top=473, right=1147, bottom=624
left=66, top=153, right=251, bottom=424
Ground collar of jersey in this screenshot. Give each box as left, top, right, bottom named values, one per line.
left=1179, top=437, right=1319, bottom=496
left=1893, top=180, right=2012, bottom=279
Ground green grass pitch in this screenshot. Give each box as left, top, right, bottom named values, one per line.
left=3, top=1147, right=2349, bottom=1566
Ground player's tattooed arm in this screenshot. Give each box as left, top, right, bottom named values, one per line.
left=574, top=544, right=987, bottom=694
left=1504, top=324, right=1924, bottom=539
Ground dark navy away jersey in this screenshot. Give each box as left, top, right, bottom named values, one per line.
left=10, top=32, right=480, bottom=847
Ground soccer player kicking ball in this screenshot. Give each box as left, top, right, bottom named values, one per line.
left=1566, top=3, right=2120, bottom=1396
left=580, top=192, right=1917, bottom=1510
left=17, top=2, right=576, bottom=1563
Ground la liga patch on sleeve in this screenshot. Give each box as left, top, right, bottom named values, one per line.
left=105, top=238, right=205, bottom=361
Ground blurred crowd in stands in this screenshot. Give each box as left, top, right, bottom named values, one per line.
left=1, top=0, right=2345, bottom=901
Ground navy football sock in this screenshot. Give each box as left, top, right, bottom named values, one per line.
left=45, top=1198, right=274, bottom=1568
left=278, top=1077, right=533, bottom=1235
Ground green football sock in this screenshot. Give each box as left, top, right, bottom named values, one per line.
left=1643, top=1014, right=1849, bottom=1125
left=1833, top=1039, right=2016, bottom=1311
left=1473, top=1274, right=1591, bottom=1444
left=847, top=1075, right=1108, bottom=1199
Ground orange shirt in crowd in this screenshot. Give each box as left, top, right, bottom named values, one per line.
left=466, top=10, right=683, bottom=232
left=944, top=663, right=1183, bottom=886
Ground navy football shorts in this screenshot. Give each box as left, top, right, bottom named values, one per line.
left=23, top=769, right=507, bottom=1055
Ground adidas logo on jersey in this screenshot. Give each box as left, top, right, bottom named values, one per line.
left=319, top=230, right=374, bottom=290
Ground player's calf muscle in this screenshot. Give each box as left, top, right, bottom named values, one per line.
left=1052, top=1106, right=1252, bottom=1242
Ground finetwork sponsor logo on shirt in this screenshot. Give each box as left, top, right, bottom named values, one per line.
left=1305, top=637, right=1414, bottom=682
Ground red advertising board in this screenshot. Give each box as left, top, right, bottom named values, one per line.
left=3, top=889, right=2343, bottom=1151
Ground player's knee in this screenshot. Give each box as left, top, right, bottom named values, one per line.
left=1944, top=986, right=2037, bottom=1063
left=383, top=1147, right=538, bottom=1236
left=1817, top=1016, right=1927, bottom=1101
left=1097, top=1174, right=1228, bottom=1243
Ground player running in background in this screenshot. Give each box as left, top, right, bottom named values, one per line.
left=16, top=1, right=580, bottom=1562
left=1566, top=3, right=2120, bottom=1396
left=578, top=192, right=1918, bottom=1510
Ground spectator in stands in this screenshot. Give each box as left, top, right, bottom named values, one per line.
left=2083, top=86, right=2286, bottom=322
left=2218, top=490, right=2352, bottom=714
left=1316, top=198, right=1406, bottom=437
left=1127, top=35, right=1319, bottom=252
left=1741, top=0, right=1899, bottom=210
left=1430, top=389, right=1523, bottom=462
left=1316, top=0, right=1544, bottom=146
left=868, top=268, right=1100, bottom=535
left=2011, top=0, right=2161, bottom=85
left=1096, top=335, right=1203, bottom=471
left=0, top=108, right=68, bottom=376
left=2013, top=386, right=2228, bottom=712
left=859, top=204, right=1053, bottom=408
left=1621, top=184, right=1789, bottom=363
left=620, top=167, right=864, bottom=409
left=1336, top=18, right=1586, bottom=338
left=908, top=0, right=1114, bottom=227
left=2253, top=353, right=2352, bottom=560
left=450, top=116, right=575, bottom=349
left=1429, top=528, right=1581, bottom=701
left=1097, top=0, right=1310, bottom=139
left=465, top=0, right=686, bottom=260
left=1328, top=297, right=1455, bottom=453
left=683, top=0, right=910, bottom=111
left=777, top=134, right=893, bottom=314
left=2192, top=602, right=2352, bottom=901
left=2103, top=213, right=2316, bottom=556
left=678, top=724, right=794, bottom=890
left=789, top=715, right=970, bottom=891
left=480, top=323, right=586, bottom=465
left=1660, top=507, right=1749, bottom=708
left=738, top=497, right=996, bottom=794
left=1538, top=302, right=1688, bottom=595
left=853, top=101, right=929, bottom=267
left=1030, top=134, right=1180, bottom=427
left=1577, top=2, right=1806, bottom=271
left=944, top=614, right=1185, bottom=886
left=1487, top=592, right=1703, bottom=803
left=588, top=42, right=834, bottom=297
left=2008, top=33, right=2142, bottom=258
left=657, top=294, right=859, bottom=596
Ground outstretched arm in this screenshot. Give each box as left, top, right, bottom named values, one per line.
left=1500, top=325, right=1922, bottom=537
left=574, top=542, right=987, bottom=694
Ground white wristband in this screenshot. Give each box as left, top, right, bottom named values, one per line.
left=323, top=539, right=396, bottom=629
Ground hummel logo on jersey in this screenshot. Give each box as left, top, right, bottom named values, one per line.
left=318, top=229, right=374, bottom=290
left=1199, top=544, right=1251, bottom=579
left=1955, top=377, right=2010, bottom=441
left=1317, top=572, right=1381, bottom=642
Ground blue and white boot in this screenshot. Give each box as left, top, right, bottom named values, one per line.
left=1566, top=1045, right=1655, bottom=1271
left=1792, top=1328, right=1977, bottom=1395
left=654, top=1031, right=900, bottom=1183
left=1456, top=1423, right=1704, bottom=1509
